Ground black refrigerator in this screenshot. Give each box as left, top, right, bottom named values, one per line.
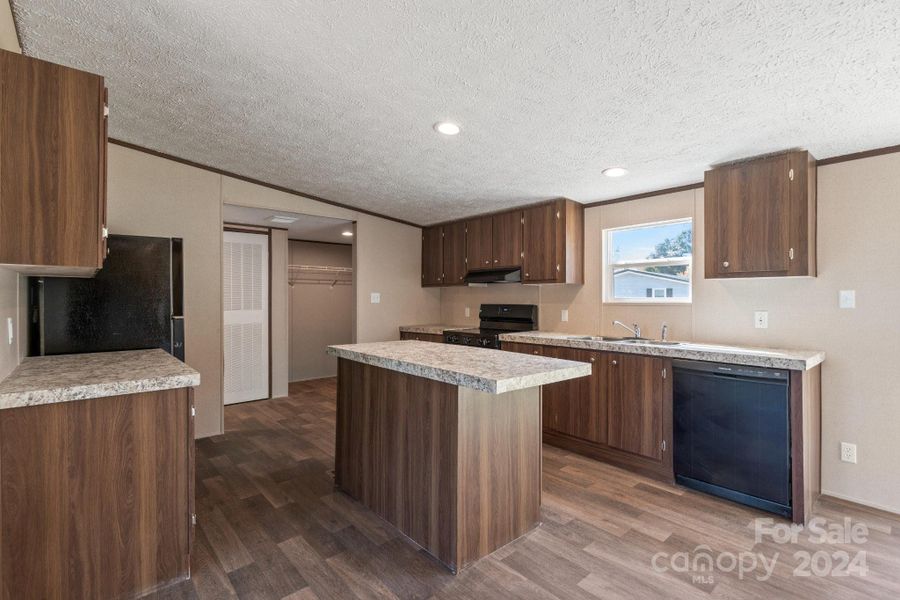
left=28, top=234, right=185, bottom=360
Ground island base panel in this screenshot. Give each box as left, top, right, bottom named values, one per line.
left=335, top=359, right=542, bottom=572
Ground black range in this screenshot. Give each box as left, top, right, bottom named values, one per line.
left=443, top=304, right=538, bottom=349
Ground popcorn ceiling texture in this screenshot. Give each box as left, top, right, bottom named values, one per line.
left=11, top=1, right=900, bottom=224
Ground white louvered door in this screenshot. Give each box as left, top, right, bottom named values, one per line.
left=223, top=231, right=269, bottom=404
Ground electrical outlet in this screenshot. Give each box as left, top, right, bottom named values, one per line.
left=6, top=317, right=12, bottom=345
left=561, top=309, right=569, bottom=322
left=754, top=311, right=768, bottom=329
left=840, top=442, right=857, bottom=464
left=839, top=290, right=856, bottom=309
left=370, top=292, right=381, bottom=304
left=464, top=307, right=470, bottom=318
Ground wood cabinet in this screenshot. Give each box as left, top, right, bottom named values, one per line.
left=421, top=225, right=444, bottom=286
left=0, top=50, right=108, bottom=277
left=423, top=199, right=583, bottom=287
left=491, top=211, right=523, bottom=268
left=542, top=346, right=604, bottom=443
left=466, top=216, right=493, bottom=269
left=400, top=331, right=444, bottom=343
left=704, top=150, right=816, bottom=278
left=0, top=387, right=194, bottom=599
left=522, top=199, right=583, bottom=284
left=442, top=220, right=467, bottom=285
left=605, top=352, right=668, bottom=461
left=502, top=341, right=671, bottom=480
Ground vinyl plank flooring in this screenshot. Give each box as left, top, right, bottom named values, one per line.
left=145, top=377, right=900, bottom=600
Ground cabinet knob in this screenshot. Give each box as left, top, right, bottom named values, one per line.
left=533, top=350, right=539, bottom=355
left=611, top=360, right=618, bottom=366
left=722, top=261, right=729, bottom=268
left=494, top=259, right=499, bottom=263
left=590, top=357, right=596, bottom=362
left=525, top=273, right=530, bottom=278
left=484, top=260, right=490, bottom=265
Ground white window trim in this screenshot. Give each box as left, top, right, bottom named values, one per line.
left=602, top=218, right=693, bottom=305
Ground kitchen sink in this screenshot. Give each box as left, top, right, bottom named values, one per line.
left=565, top=335, right=624, bottom=341
left=617, top=339, right=682, bottom=346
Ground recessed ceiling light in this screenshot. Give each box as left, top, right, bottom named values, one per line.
left=266, top=215, right=299, bottom=224
left=342, top=231, right=354, bottom=237
left=602, top=167, right=629, bottom=178
left=434, top=121, right=460, bottom=136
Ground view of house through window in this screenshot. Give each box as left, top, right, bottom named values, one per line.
left=604, top=218, right=692, bottom=302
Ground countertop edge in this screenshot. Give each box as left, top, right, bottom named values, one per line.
left=399, top=324, right=468, bottom=335
left=0, top=373, right=201, bottom=410
left=499, top=332, right=825, bottom=371
left=327, top=345, right=592, bottom=394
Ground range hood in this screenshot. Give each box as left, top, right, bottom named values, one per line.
left=463, top=267, right=521, bottom=284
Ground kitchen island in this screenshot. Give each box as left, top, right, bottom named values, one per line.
left=326, top=340, right=591, bottom=572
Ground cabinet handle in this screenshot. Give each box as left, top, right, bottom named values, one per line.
left=722, top=261, right=729, bottom=268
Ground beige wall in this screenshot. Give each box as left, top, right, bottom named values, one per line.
left=440, top=154, right=900, bottom=514
left=107, top=146, right=224, bottom=437
left=106, top=145, right=437, bottom=436
left=355, top=214, right=441, bottom=342
left=289, top=241, right=352, bottom=381
left=270, top=229, right=289, bottom=397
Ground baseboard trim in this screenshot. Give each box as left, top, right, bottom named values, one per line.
left=819, top=491, right=900, bottom=518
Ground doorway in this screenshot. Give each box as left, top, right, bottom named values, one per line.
left=223, top=229, right=270, bottom=404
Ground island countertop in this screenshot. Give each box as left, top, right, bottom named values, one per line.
left=499, top=331, right=824, bottom=371
left=327, top=340, right=591, bottom=394
left=0, top=349, right=201, bottom=410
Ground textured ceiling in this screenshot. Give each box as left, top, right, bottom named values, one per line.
left=11, top=1, right=900, bottom=225
left=222, top=204, right=353, bottom=244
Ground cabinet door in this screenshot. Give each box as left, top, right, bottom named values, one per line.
left=606, top=353, right=665, bottom=460
left=466, top=216, right=493, bottom=269
left=522, top=202, right=558, bottom=282
left=491, top=211, right=523, bottom=269
left=421, top=226, right=443, bottom=286
left=443, top=221, right=467, bottom=285
left=705, top=154, right=790, bottom=277
left=0, top=51, right=105, bottom=271
left=544, top=347, right=604, bottom=443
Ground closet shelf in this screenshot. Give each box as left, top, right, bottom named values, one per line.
left=289, top=264, right=353, bottom=286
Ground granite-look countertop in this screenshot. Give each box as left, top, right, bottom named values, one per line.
left=399, top=324, right=469, bottom=335
left=327, top=341, right=591, bottom=394
left=0, top=349, right=201, bottom=410
left=499, top=331, right=824, bottom=371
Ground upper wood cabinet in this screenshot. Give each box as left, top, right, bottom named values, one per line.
left=422, top=198, right=583, bottom=287
left=442, top=220, right=467, bottom=285
left=522, top=199, right=583, bottom=284
left=491, top=211, right=523, bottom=269
left=704, top=150, right=816, bottom=278
left=0, top=50, right=108, bottom=277
left=465, top=216, right=493, bottom=269
left=421, top=225, right=443, bottom=286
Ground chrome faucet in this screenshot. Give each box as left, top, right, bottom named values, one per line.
left=613, top=320, right=641, bottom=338
left=661, top=323, right=669, bottom=342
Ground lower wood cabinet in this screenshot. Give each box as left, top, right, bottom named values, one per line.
left=503, top=341, right=672, bottom=480
left=400, top=331, right=444, bottom=343
left=0, top=388, right=194, bottom=599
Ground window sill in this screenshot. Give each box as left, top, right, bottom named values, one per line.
left=602, top=300, right=693, bottom=306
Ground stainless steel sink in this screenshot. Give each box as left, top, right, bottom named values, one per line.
left=617, top=339, right=682, bottom=346
left=564, top=335, right=625, bottom=342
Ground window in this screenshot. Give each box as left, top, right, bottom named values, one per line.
left=603, top=218, right=692, bottom=303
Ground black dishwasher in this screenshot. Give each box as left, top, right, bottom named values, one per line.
left=673, top=360, right=791, bottom=517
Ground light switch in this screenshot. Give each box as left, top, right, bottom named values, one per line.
left=561, top=309, right=569, bottom=322
left=370, top=292, right=381, bottom=304
left=464, top=307, right=470, bottom=318
left=839, top=290, right=856, bottom=309
left=754, top=311, right=768, bottom=329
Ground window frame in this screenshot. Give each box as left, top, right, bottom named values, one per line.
left=602, top=217, right=693, bottom=305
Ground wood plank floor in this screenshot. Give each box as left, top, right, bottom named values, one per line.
left=144, top=378, right=900, bottom=600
